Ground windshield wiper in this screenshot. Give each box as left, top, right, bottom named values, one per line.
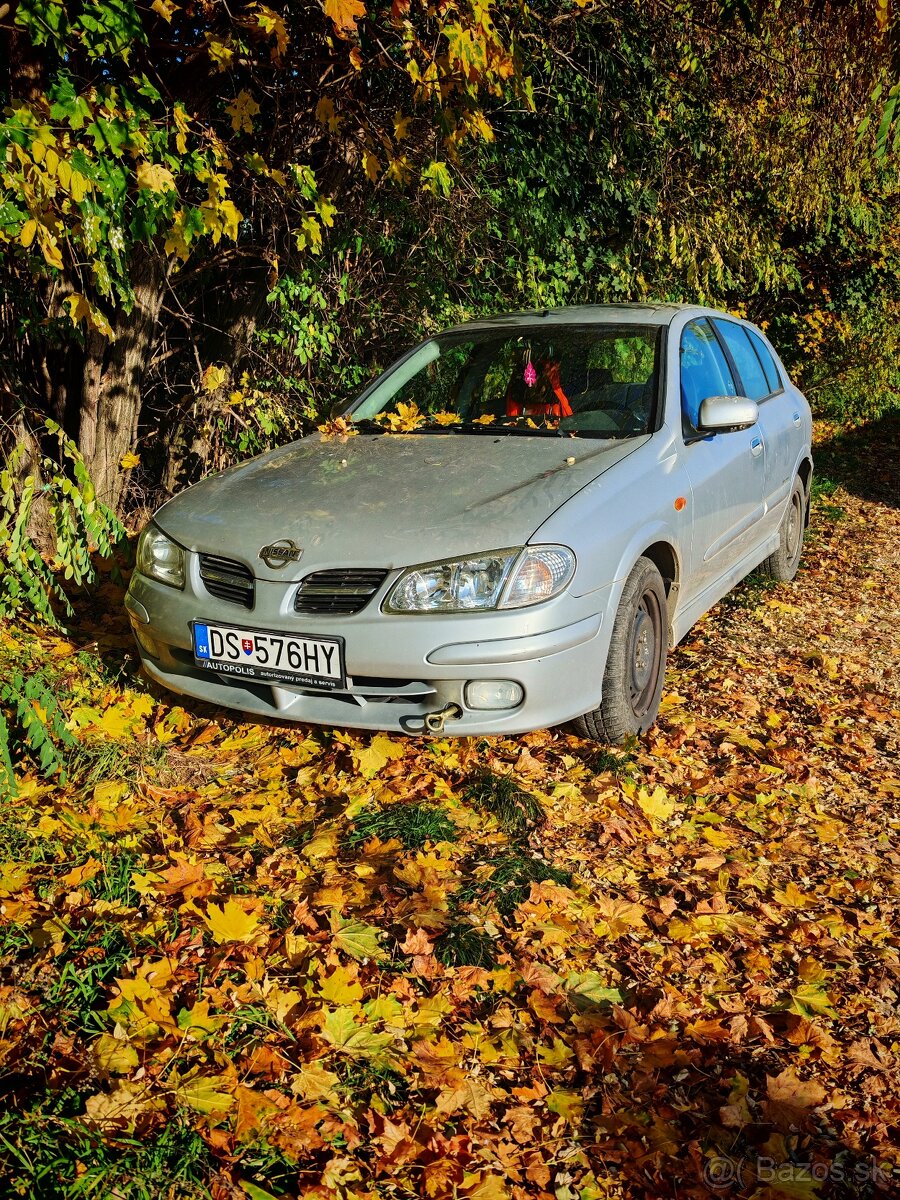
left=444, top=422, right=570, bottom=437
left=349, top=418, right=387, bottom=434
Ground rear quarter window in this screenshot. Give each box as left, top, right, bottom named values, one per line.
left=714, top=320, right=770, bottom=401
left=746, top=328, right=782, bottom=394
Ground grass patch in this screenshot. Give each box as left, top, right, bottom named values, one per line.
left=462, top=768, right=543, bottom=836
left=43, top=924, right=135, bottom=1033
left=65, top=737, right=167, bottom=791
left=336, top=1059, right=410, bottom=1112
left=0, top=1102, right=215, bottom=1200
left=476, top=850, right=572, bottom=916
left=434, top=921, right=497, bottom=968
left=349, top=802, right=457, bottom=850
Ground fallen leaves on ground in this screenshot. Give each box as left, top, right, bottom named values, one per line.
left=0, top=421, right=898, bottom=1198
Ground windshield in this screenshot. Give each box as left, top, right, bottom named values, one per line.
left=349, top=324, right=662, bottom=438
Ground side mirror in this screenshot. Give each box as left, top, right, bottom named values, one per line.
left=698, top=394, right=759, bottom=432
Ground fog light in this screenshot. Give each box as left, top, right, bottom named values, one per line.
left=464, top=680, right=524, bottom=710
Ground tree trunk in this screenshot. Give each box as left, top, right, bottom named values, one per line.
left=79, top=253, right=164, bottom=511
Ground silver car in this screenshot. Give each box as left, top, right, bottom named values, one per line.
left=126, top=304, right=812, bottom=741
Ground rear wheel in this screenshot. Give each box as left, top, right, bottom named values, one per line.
left=573, top=556, right=668, bottom=744
left=760, top=475, right=807, bottom=582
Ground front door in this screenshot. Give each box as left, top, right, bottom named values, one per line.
left=679, top=318, right=768, bottom=601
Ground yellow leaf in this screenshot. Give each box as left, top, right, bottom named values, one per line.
left=93, top=1032, right=139, bottom=1074
left=352, top=733, right=405, bottom=778
left=315, top=97, right=342, bottom=133
left=176, top=999, right=228, bottom=1039
left=205, top=33, right=234, bottom=70
left=93, top=780, right=129, bottom=809
left=64, top=293, right=114, bottom=338
left=226, top=90, right=261, bottom=134
left=151, top=0, right=179, bottom=20
left=637, top=785, right=676, bottom=826
left=319, top=965, right=364, bottom=1005
left=201, top=364, right=227, bottom=392
left=37, top=227, right=64, bottom=270
left=394, top=111, right=412, bottom=140
left=362, top=149, right=381, bottom=183
left=19, top=219, right=37, bottom=248
left=83, top=1082, right=164, bottom=1131
left=136, top=161, right=176, bottom=193
left=253, top=3, right=290, bottom=57
left=62, top=856, right=103, bottom=888
left=546, top=1089, right=584, bottom=1123
left=324, top=0, right=366, bottom=36
left=70, top=170, right=89, bottom=202
left=204, top=899, right=262, bottom=945
left=120, top=452, right=140, bottom=470
left=537, top=1037, right=575, bottom=1068
left=174, top=1073, right=234, bottom=1114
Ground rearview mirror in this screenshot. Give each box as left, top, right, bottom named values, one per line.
left=698, top=394, right=759, bottom=432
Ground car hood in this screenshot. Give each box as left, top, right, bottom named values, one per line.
left=155, top=433, right=646, bottom=580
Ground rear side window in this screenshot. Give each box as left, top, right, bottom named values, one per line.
left=680, top=318, right=737, bottom=435
left=714, top=320, right=770, bottom=401
left=746, top=328, right=782, bottom=394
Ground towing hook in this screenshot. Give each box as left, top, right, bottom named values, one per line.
left=423, top=703, right=463, bottom=734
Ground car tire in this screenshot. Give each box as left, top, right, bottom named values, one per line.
left=760, top=475, right=807, bottom=582
left=573, top=556, right=668, bottom=744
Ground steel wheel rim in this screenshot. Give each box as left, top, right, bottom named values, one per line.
left=628, top=590, right=663, bottom=718
left=785, top=490, right=803, bottom=562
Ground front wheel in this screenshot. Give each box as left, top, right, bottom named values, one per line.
left=760, top=475, right=807, bottom=582
left=573, top=556, right=668, bottom=744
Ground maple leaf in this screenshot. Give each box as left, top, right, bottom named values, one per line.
left=764, top=1066, right=827, bottom=1130
left=174, top=1072, right=235, bottom=1114
left=93, top=1032, right=139, bottom=1075
left=201, top=364, right=228, bottom=392
left=225, top=90, right=261, bottom=134
left=352, top=733, right=406, bottom=778
left=204, top=899, right=263, bottom=944
left=320, top=1006, right=394, bottom=1058
left=83, top=1082, right=164, bottom=1132
left=319, top=964, right=364, bottom=1005
left=324, top=0, right=366, bottom=36
left=434, top=1075, right=496, bottom=1119
left=637, top=784, right=677, bottom=825
left=330, top=913, right=383, bottom=961
left=136, top=161, right=176, bottom=193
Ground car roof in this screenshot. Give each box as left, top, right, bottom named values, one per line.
left=443, top=303, right=713, bottom=333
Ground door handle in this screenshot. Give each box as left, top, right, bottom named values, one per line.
left=792, top=411, right=801, bottom=426
left=750, top=437, right=763, bottom=458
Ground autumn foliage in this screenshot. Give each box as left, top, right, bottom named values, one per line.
left=0, top=421, right=898, bottom=1197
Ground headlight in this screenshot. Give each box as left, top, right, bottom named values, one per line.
left=137, top=523, right=185, bottom=589
left=384, top=545, right=574, bottom=613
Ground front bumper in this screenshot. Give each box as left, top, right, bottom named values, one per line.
left=125, top=569, right=613, bottom=736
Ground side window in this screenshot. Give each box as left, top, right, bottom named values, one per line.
left=746, top=328, right=782, bottom=394
left=714, top=320, right=769, bottom=401
left=679, top=318, right=737, bottom=436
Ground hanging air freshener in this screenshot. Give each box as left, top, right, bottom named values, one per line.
left=523, top=347, right=537, bottom=388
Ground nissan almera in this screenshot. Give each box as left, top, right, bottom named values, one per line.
left=126, top=304, right=812, bottom=742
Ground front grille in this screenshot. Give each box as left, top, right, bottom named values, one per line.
left=294, top=568, right=388, bottom=615
left=199, top=553, right=254, bottom=609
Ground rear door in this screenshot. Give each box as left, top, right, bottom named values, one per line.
left=679, top=318, right=768, bottom=600
left=713, top=319, right=798, bottom=530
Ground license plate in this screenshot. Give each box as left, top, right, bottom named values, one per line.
left=191, top=620, right=345, bottom=690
